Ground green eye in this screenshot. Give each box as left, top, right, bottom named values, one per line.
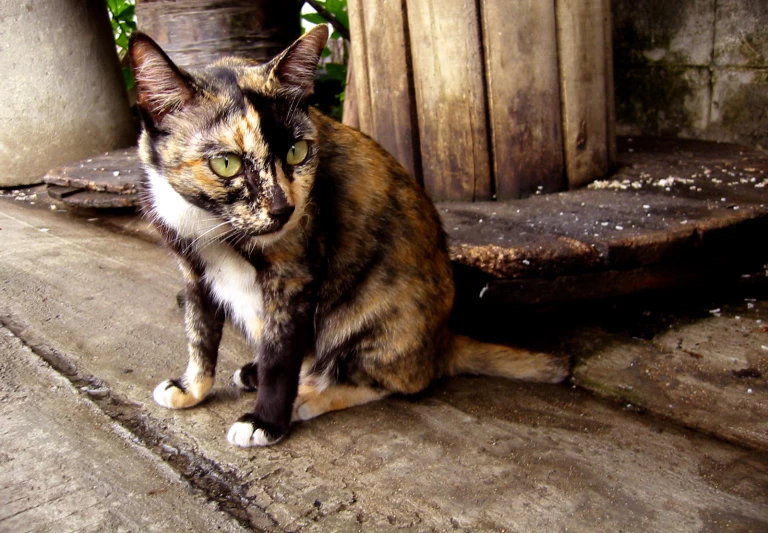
left=286, top=140, right=309, bottom=166
left=209, top=154, right=243, bottom=178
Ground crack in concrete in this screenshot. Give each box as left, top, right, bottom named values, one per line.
left=0, top=310, right=280, bottom=533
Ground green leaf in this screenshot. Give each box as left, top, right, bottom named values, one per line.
left=321, top=47, right=332, bottom=58
left=116, top=33, right=129, bottom=50
left=336, top=11, right=349, bottom=29
left=325, top=0, right=342, bottom=14
left=301, top=13, right=327, bottom=25
left=114, top=5, right=135, bottom=22
left=325, top=63, right=347, bottom=82
left=331, top=30, right=341, bottom=40
left=122, top=66, right=135, bottom=91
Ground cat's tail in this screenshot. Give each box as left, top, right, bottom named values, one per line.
left=441, top=334, right=569, bottom=383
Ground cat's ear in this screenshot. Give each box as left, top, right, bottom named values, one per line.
left=267, top=24, right=329, bottom=100
left=129, top=32, right=195, bottom=126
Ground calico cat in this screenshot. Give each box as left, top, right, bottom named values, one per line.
left=129, top=25, right=568, bottom=447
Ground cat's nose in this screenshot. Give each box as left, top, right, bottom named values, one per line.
left=269, top=204, right=295, bottom=225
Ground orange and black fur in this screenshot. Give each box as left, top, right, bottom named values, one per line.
left=129, top=25, right=568, bottom=447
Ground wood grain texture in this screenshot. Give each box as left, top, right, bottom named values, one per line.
left=135, top=0, right=301, bottom=68
left=481, top=0, right=565, bottom=199
left=347, top=0, right=420, bottom=180
left=603, top=0, right=617, bottom=166
left=346, top=0, right=373, bottom=133
left=405, top=0, right=491, bottom=201
left=43, top=147, right=141, bottom=194
left=556, top=0, right=610, bottom=189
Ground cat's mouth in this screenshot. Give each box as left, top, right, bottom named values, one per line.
left=233, top=218, right=290, bottom=240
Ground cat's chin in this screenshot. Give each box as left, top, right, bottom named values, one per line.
left=240, top=223, right=290, bottom=248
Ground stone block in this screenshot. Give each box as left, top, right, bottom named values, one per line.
left=615, top=65, right=711, bottom=138
left=0, top=0, right=136, bottom=187
left=612, top=0, right=715, bottom=67
left=714, top=0, right=768, bottom=67
left=709, top=68, right=768, bottom=147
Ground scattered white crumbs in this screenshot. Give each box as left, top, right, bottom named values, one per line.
left=113, top=171, right=120, bottom=177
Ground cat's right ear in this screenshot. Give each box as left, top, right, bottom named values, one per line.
left=129, top=32, right=194, bottom=127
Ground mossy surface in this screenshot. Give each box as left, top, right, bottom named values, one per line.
left=615, top=66, right=695, bottom=136
left=612, top=0, right=690, bottom=66
left=716, top=70, right=768, bottom=147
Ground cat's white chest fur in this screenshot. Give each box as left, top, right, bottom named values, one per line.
left=147, top=169, right=264, bottom=343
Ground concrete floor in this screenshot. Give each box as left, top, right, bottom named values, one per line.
left=1, top=198, right=767, bottom=532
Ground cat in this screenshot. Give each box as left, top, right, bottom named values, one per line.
left=128, top=24, right=568, bottom=447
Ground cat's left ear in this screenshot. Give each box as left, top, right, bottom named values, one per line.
left=267, top=24, right=329, bottom=100
left=129, top=32, right=195, bottom=126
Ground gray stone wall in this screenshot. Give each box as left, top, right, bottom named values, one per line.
left=613, top=0, right=768, bottom=147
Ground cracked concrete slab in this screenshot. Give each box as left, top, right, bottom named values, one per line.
left=0, top=326, right=248, bottom=533
left=1, top=198, right=767, bottom=532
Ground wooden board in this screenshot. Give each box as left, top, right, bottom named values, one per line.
left=405, top=0, right=491, bottom=201
left=135, top=0, right=301, bottom=68
left=346, top=0, right=373, bottom=133
left=555, top=0, right=610, bottom=189
left=47, top=187, right=138, bottom=209
left=43, top=147, right=142, bottom=195
left=603, top=0, right=617, bottom=165
left=347, top=0, right=420, bottom=181
left=480, top=0, right=565, bottom=199
left=441, top=136, right=768, bottom=280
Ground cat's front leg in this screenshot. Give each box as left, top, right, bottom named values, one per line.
left=154, top=278, right=224, bottom=409
left=227, top=294, right=312, bottom=447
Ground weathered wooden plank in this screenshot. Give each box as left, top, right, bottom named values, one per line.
left=555, top=0, right=610, bottom=189
left=347, top=0, right=419, bottom=180
left=341, top=54, right=360, bottom=130
left=135, top=0, right=301, bottom=68
left=47, top=187, right=139, bottom=209
left=603, top=0, right=617, bottom=166
left=43, top=147, right=142, bottom=195
left=346, top=0, right=373, bottom=133
left=405, top=0, right=491, bottom=201
left=480, top=0, right=565, bottom=199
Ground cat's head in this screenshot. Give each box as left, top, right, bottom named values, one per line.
left=129, top=25, right=329, bottom=245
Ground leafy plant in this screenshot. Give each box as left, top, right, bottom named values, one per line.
left=106, top=0, right=137, bottom=91
left=302, top=0, right=349, bottom=121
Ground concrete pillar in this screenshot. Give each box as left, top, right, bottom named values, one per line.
left=0, top=0, right=136, bottom=187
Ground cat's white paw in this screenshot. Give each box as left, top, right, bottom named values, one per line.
left=153, top=379, right=206, bottom=409
left=232, top=368, right=251, bottom=390
left=232, top=363, right=258, bottom=391
left=227, top=420, right=283, bottom=447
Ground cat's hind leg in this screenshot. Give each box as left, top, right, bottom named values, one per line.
left=292, top=382, right=391, bottom=421
left=154, top=279, right=224, bottom=409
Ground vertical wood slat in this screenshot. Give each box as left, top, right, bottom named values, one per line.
left=481, top=0, right=565, bottom=200
left=346, top=0, right=372, bottom=132
left=346, top=0, right=419, bottom=181
left=556, top=0, right=610, bottom=189
left=603, top=0, right=617, bottom=166
left=405, top=0, right=491, bottom=201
